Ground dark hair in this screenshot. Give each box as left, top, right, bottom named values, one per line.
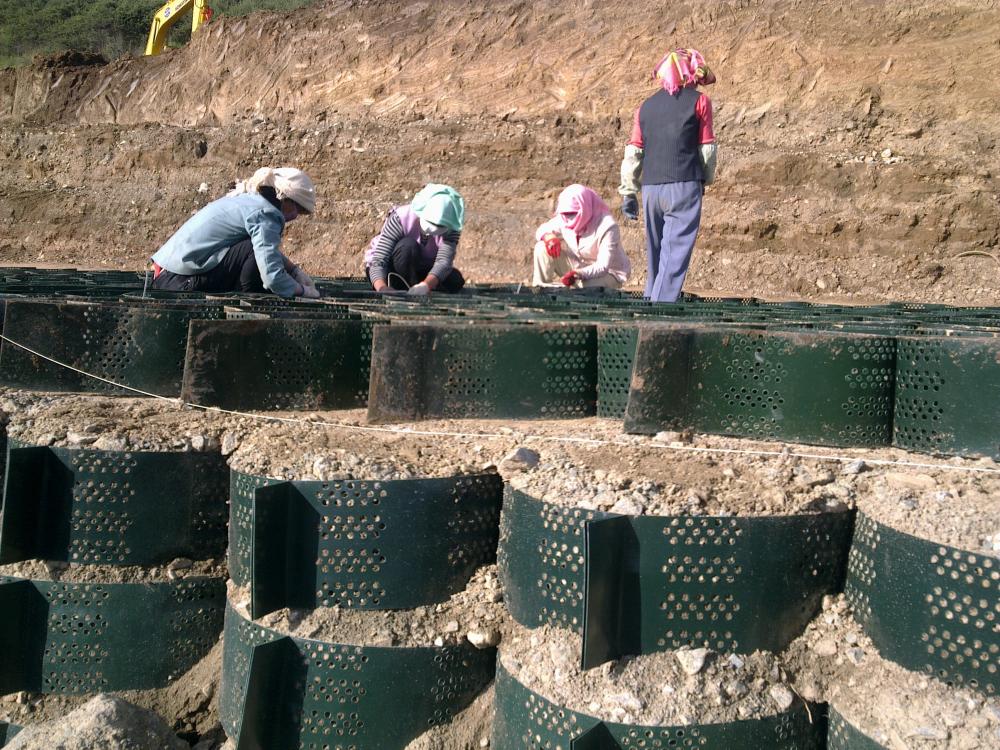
left=258, top=185, right=282, bottom=210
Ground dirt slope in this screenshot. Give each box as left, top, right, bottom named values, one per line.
left=0, top=0, right=998, bottom=302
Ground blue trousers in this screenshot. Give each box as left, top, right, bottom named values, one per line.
left=642, top=181, right=703, bottom=302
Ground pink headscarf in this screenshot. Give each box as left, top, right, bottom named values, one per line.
left=555, top=184, right=611, bottom=236
left=652, top=48, right=716, bottom=95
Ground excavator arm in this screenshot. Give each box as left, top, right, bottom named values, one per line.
left=145, top=0, right=213, bottom=56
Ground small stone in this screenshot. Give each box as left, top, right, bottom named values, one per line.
left=727, top=654, right=745, bottom=669
left=846, top=647, right=865, bottom=665
left=653, top=430, right=689, bottom=444
left=168, top=558, right=193, bottom=571
left=221, top=432, right=239, bottom=455
left=610, top=692, right=644, bottom=712
left=899, top=498, right=918, bottom=510
left=812, top=639, right=838, bottom=657
left=610, top=496, right=644, bottom=516
left=479, top=738, right=490, bottom=748
left=676, top=647, right=710, bottom=676
left=198, top=182, right=209, bottom=193
left=808, top=470, right=835, bottom=487
left=443, top=620, right=460, bottom=633
left=190, top=435, right=207, bottom=451
left=844, top=632, right=859, bottom=646
left=769, top=684, right=795, bottom=711
left=905, top=727, right=948, bottom=740
left=466, top=629, right=500, bottom=649
left=499, top=447, right=540, bottom=473
left=65, top=431, right=98, bottom=447
left=842, top=459, right=867, bottom=475
left=725, top=680, right=749, bottom=699
left=93, top=434, right=128, bottom=451
left=884, top=472, right=936, bottom=491
left=881, top=148, right=893, bottom=159
left=433, top=636, right=444, bottom=647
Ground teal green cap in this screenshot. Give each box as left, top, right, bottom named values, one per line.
left=411, top=183, right=465, bottom=231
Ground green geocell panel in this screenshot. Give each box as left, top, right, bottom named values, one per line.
left=181, top=318, right=373, bottom=410
left=219, top=603, right=496, bottom=749
left=229, top=471, right=275, bottom=587
left=625, top=327, right=896, bottom=448
left=0, top=576, right=224, bottom=693
left=229, top=471, right=502, bottom=618
left=597, top=324, right=638, bottom=419
left=845, top=513, right=1000, bottom=695
left=367, top=322, right=597, bottom=421
left=0, top=723, right=21, bottom=746
left=491, top=665, right=826, bottom=750
left=500, top=490, right=852, bottom=662
left=499, top=488, right=608, bottom=634
left=0, top=300, right=221, bottom=396
left=0, top=442, right=228, bottom=565
left=826, top=708, right=885, bottom=749
left=893, top=335, right=1000, bottom=457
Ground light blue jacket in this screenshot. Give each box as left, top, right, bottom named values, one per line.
left=151, top=193, right=298, bottom=297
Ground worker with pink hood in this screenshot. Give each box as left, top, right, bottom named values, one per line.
left=532, top=184, right=631, bottom=289
left=618, top=48, right=718, bottom=302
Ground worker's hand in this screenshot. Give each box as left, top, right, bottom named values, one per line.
left=561, top=270, right=579, bottom=287
left=407, top=282, right=431, bottom=296
left=542, top=233, right=562, bottom=258
left=300, top=284, right=321, bottom=299
left=290, top=266, right=316, bottom=288
left=621, top=194, right=639, bottom=221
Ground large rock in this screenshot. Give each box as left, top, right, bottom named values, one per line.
left=6, top=694, right=188, bottom=750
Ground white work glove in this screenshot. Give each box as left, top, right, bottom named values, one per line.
left=407, top=282, right=431, bottom=296
left=290, top=266, right=315, bottom=287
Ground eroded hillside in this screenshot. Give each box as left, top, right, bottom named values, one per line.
left=1, top=0, right=998, bottom=302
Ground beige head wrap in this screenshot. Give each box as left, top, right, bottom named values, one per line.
left=230, top=167, right=316, bottom=214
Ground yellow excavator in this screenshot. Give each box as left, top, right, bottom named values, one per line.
left=145, top=0, right=214, bottom=56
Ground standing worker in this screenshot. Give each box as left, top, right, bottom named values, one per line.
left=618, top=48, right=717, bottom=302
left=151, top=167, right=320, bottom=298
left=364, top=184, right=466, bottom=295
left=531, top=184, right=631, bottom=289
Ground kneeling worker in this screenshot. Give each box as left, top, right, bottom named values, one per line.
left=151, top=167, right=320, bottom=298
left=364, top=184, right=466, bottom=295
left=532, top=184, right=630, bottom=289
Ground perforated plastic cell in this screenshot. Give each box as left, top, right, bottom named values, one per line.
left=597, top=324, right=638, bottom=419
left=181, top=318, right=374, bottom=411
left=231, top=471, right=502, bottom=617
left=0, top=300, right=222, bottom=396
left=367, top=322, right=598, bottom=422
left=0, top=443, right=228, bottom=566
left=499, top=488, right=609, bottom=634
left=219, top=602, right=495, bottom=749
left=845, top=513, right=1000, bottom=695
left=894, top=336, right=1000, bottom=457
left=0, top=721, right=21, bottom=746
left=827, top=707, right=885, bottom=749
left=0, top=576, right=224, bottom=693
left=625, top=327, right=896, bottom=447
left=228, top=470, right=275, bottom=586
left=502, top=490, right=852, bottom=664
left=491, top=664, right=825, bottom=750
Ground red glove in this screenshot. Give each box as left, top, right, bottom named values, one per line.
left=561, top=270, right=579, bottom=287
left=543, top=234, right=562, bottom=258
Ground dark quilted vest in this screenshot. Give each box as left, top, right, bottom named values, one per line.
left=639, top=87, right=704, bottom=185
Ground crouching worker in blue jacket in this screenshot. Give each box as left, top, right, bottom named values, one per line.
left=151, top=167, right=321, bottom=298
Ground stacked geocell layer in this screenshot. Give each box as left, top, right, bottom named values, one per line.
left=218, top=429, right=504, bottom=748
left=0, top=407, right=229, bottom=712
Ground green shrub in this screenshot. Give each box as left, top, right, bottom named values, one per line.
left=0, top=0, right=320, bottom=67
